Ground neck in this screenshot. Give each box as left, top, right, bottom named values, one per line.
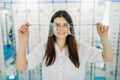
left=56, top=38, right=66, bottom=52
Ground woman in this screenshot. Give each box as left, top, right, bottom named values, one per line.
left=16, top=10, right=113, bottom=80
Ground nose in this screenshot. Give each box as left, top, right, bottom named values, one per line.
left=58, top=25, right=65, bottom=31
left=58, top=26, right=64, bottom=31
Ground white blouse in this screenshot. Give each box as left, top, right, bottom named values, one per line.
left=26, top=42, right=104, bottom=80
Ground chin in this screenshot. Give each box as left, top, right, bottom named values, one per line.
left=56, top=34, right=68, bottom=40
left=57, top=37, right=66, bottom=40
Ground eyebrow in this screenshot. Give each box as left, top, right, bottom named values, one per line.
left=54, top=23, right=69, bottom=25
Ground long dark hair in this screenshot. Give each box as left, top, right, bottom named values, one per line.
left=44, top=10, right=80, bottom=68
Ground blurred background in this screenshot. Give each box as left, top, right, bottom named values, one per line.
left=0, top=0, right=120, bottom=80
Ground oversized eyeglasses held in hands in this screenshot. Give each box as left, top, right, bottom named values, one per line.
left=49, top=23, right=72, bottom=36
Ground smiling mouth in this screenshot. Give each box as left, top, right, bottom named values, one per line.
left=58, top=32, right=66, bottom=35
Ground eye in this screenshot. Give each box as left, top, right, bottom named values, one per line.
left=64, top=24, right=71, bottom=28
left=54, top=23, right=60, bottom=27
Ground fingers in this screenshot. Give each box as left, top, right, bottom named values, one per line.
left=96, top=22, right=100, bottom=25
left=100, top=23, right=104, bottom=33
left=97, top=23, right=104, bottom=33
left=96, top=22, right=109, bottom=33
left=96, top=22, right=101, bottom=33
left=105, top=26, right=109, bottom=34
left=19, top=23, right=30, bottom=33
left=26, top=22, right=31, bottom=26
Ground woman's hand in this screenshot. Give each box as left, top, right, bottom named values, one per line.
left=18, top=23, right=30, bottom=43
left=96, top=22, right=113, bottom=62
left=96, top=22, right=109, bottom=40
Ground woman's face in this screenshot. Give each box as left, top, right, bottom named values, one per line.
left=53, top=17, right=70, bottom=40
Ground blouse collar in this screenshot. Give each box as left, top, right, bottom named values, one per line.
left=54, top=42, right=68, bottom=56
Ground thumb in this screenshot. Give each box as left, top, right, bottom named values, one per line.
left=26, top=22, right=31, bottom=27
